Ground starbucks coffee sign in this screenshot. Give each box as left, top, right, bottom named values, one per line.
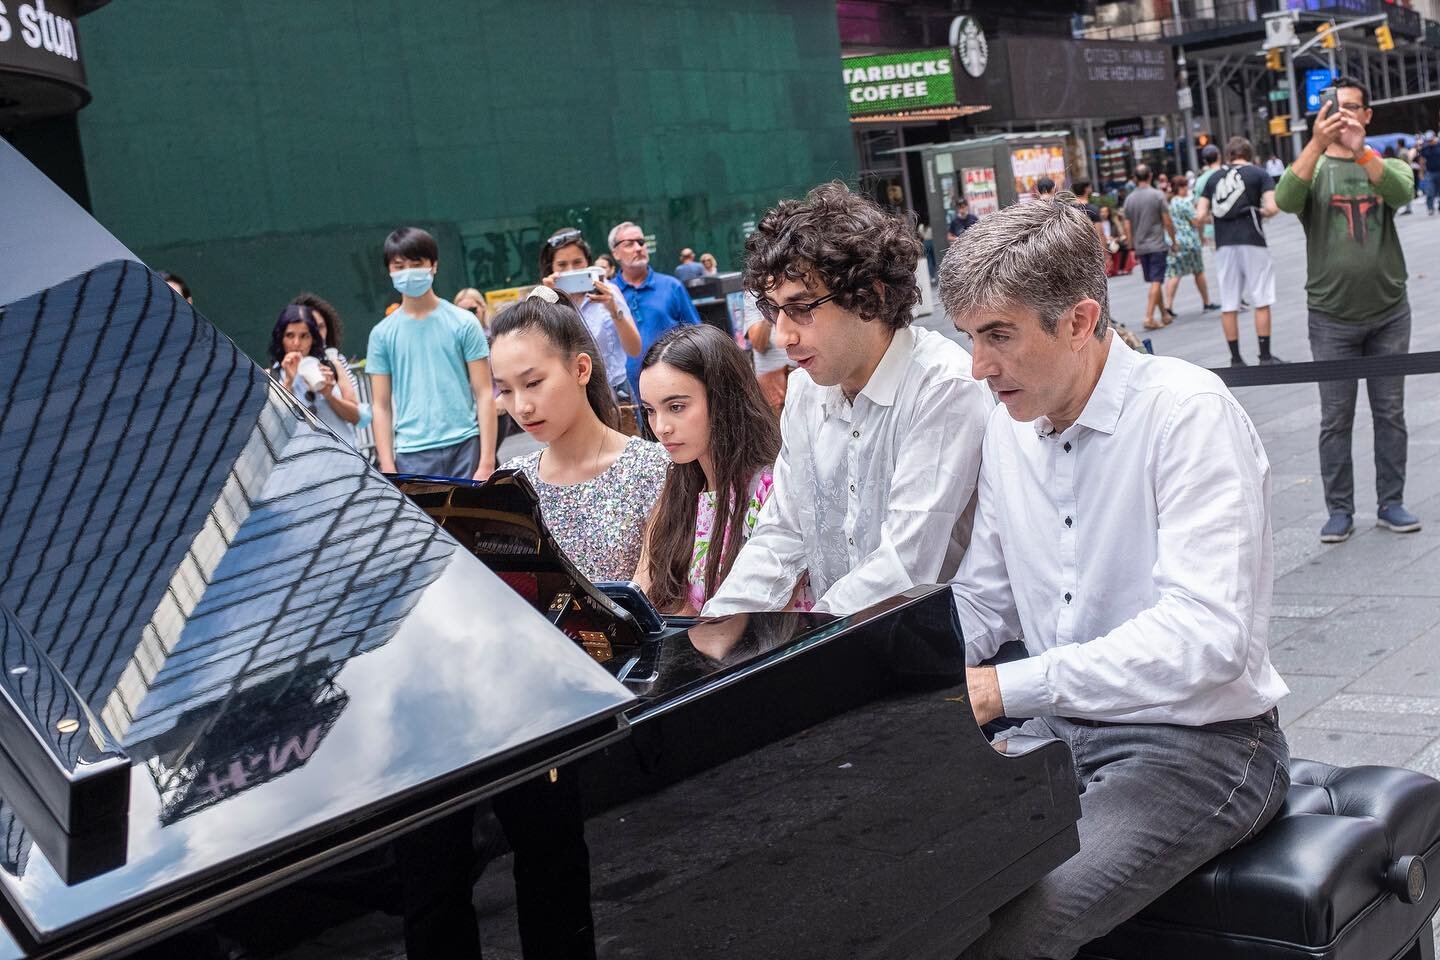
left=842, top=48, right=956, bottom=117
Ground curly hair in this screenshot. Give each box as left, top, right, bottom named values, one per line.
left=743, top=180, right=921, bottom=330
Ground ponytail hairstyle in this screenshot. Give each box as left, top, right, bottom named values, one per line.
left=490, top=290, right=620, bottom=430
left=641, top=324, right=780, bottom=611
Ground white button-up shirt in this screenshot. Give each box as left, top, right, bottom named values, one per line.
left=704, top=325, right=991, bottom=616
left=952, top=333, right=1289, bottom=725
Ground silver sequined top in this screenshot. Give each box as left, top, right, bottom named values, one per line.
left=503, top=436, right=671, bottom=582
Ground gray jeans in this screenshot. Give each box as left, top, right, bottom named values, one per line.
left=1308, top=304, right=1411, bottom=515
left=394, top=435, right=480, bottom=480
left=963, top=712, right=1289, bottom=960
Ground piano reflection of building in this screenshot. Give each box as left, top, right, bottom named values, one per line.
left=0, top=262, right=456, bottom=871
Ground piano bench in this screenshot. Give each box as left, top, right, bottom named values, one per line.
left=1079, top=758, right=1440, bottom=960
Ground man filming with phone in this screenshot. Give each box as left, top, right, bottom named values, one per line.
left=1274, top=77, right=1420, bottom=544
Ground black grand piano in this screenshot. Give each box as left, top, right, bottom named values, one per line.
left=0, top=140, right=1079, bottom=959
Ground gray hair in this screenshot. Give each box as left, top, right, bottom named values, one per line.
left=937, top=199, right=1111, bottom=340
left=608, top=220, right=640, bottom=250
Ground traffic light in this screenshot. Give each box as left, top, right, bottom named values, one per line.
left=1269, top=116, right=1290, bottom=136
left=1376, top=23, right=1395, bottom=51
left=1317, top=22, right=1337, bottom=49
left=1266, top=48, right=1284, bottom=71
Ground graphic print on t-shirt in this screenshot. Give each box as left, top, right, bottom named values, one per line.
left=1328, top=193, right=1381, bottom=244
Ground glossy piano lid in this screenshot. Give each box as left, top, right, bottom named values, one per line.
left=0, top=142, right=635, bottom=943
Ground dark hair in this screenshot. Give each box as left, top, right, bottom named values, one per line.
left=1170, top=174, right=1189, bottom=192
left=744, top=180, right=921, bottom=330
left=539, top=229, right=594, bottom=277
left=1334, top=75, right=1370, bottom=108
left=641, top=325, right=780, bottom=612
left=1036, top=176, right=1056, bottom=194
left=956, top=194, right=970, bottom=206
left=159, top=271, right=191, bottom=300
left=491, top=297, right=619, bottom=430
left=268, top=304, right=328, bottom=365
left=1226, top=136, right=1254, bottom=162
left=382, top=226, right=439, bottom=268
left=291, top=291, right=344, bottom=351
left=1072, top=179, right=1092, bottom=197
left=1201, top=144, right=1221, bottom=164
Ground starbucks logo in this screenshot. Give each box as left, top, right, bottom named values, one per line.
left=951, top=16, right=988, bottom=79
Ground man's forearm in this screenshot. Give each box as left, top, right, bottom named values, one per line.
left=373, top=405, right=396, bottom=471
left=475, top=392, right=497, bottom=469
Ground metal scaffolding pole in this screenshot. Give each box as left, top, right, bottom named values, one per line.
left=1198, top=56, right=1213, bottom=137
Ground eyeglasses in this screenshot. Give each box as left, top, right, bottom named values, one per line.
left=755, top=291, right=839, bottom=326
left=547, top=228, right=583, bottom=248
left=615, top=237, right=647, bottom=248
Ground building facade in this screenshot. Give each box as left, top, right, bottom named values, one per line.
left=60, top=0, right=854, bottom=360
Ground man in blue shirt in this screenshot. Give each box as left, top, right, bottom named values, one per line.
left=674, top=248, right=705, bottom=284
left=608, top=221, right=701, bottom=389
left=367, top=226, right=497, bottom=480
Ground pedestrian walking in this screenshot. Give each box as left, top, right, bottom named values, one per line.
left=608, top=221, right=702, bottom=393
left=269, top=304, right=363, bottom=447
left=1072, top=181, right=1107, bottom=249
left=674, top=248, right=705, bottom=284
left=1162, top=175, right=1218, bottom=315
left=491, top=289, right=670, bottom=582
left=1193, top=144, right=1223, bottom=249
left=366, top=226, right=498, bottom=480
left=1419, top=131, right=1440, bottom=215
left=1195, top=136, right=1282, bottom=366
left=1274, top=78, right=1421, bottom=543
left=1121, top=165, right=1178, bottom=330
left=635, top=324, right=810, bottom=615
left=703, top=181, right=991, bottom=617
left=540, top=227, right=643, bottom=403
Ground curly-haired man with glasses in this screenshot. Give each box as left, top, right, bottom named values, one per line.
left=702, top=181, right=991, bottom=616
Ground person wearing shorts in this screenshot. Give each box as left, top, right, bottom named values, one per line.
left=1122, top=165, right=1177, bottom=331
left=1196, top=137, right=1282, bottom=366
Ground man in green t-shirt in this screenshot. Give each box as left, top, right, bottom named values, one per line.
left=1274, top=76, right=1418, bottom=544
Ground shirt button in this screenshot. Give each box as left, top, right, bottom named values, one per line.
left=1063, top=442, right=1072, bottom=452
left=852, top=430, right=860, bottom=439
left=849, top=483, right=856, bottom=493
left=1064, top=516, right=1073, bottom=527
left=1064, top=592, right=1073, bottom=603
left=848, top=537, right=855, bottom=545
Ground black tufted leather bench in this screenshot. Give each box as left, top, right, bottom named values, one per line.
left=1080, top=759, right=1440, bottom=960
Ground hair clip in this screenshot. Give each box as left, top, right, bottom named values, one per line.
left=527, top=285, right=561, bottom=304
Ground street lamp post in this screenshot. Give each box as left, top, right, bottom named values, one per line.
left=1172, top=1, right=1200, bottom=173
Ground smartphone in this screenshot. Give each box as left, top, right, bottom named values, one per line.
left=1318, top=86, right=1337, bottom=117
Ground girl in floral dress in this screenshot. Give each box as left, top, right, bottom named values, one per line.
left=635, top=325, right=812, bottom=615
left=1162, top=175, right=1219, bottom=316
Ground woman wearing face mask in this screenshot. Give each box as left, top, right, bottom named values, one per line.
left=493, top=288, right=669, bottom=582
left=539, top=227, right=642, bottom=403
left=635, top=324, right=811, bottom=614
left=268, top=304, right=363, bottom=446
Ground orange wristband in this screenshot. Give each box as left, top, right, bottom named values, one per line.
left=1357, top=147, right=1379, bottom=166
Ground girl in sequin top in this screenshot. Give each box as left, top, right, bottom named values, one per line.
left=636, top=325, right=811, bottom=615
left=491, top=291, right=669, bottom=582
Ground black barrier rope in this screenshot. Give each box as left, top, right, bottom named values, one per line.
left=1207, top=351, right=1440, bottom=388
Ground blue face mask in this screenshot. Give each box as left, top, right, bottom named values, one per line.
left=391, top=267, right=434, bottom=298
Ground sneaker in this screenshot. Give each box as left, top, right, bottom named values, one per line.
left=1203, top=303, right=1221, bottom=312
left=1229, top=357, right=1248, bottom=366
left=1376, top=504, right=1422, bottom=533
left=1320, top=513, right=1354, bottom=543
left=1258, top=355, right=1286, bottom=365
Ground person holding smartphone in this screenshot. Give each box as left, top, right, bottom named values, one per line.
left=1274, top=77, right=1419, bottom=544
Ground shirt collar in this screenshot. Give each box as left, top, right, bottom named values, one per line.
left=616, top=267, right=654, bottom=292
left=818, top=325, right=914, bottom=418
left=1032, top=331, right=1135, bottom=438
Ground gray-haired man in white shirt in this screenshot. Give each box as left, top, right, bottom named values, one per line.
left=940, top=199, right=1290, bottom=959
left=702, top=181, right=991, bottom=616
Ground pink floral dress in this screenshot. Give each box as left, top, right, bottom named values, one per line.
left=688, top=470, right=814, bottom=612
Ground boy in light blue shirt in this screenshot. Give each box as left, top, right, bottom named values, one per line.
left=367, top=226, right=497, bottom=479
